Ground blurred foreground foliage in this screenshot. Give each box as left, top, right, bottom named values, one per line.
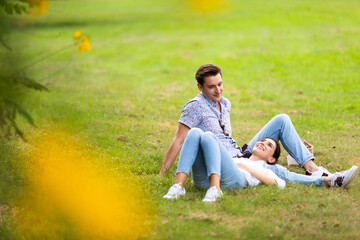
left=0, top=0, right=48, bottom=139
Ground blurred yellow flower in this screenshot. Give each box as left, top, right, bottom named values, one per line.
left=78, top=45, right=85, bottom=52
left=18, top=131, right=154, bottom=239
left=83, top=41, right=91, bottom=52
left=73, top=31, right=82, bottom=40
left=78, top=37, right=91, bottom=52
left=189, top=0, right=227, bottom=13
left=28, top=0, right=49, bottom=16
left=74, top=32, right=91, bottom=52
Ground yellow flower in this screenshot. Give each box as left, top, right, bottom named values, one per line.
left=82, top=41, right=91, bottom=52
left=37, top=0, right=49, bottom=15
left=28, top=0, right=49, bottom=16
left=21, top=131, right=154, bottom=238
left=78, top=37, right=91, bottom=52
left=75, top=35, right=91, bottom=52
left=78, top=45, right=85, bottom=52
left=189, top=0, right=227, bottom=13
left=73, top=31, right=82, bottom=40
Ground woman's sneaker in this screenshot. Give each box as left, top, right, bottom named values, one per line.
left=331, top=166, right=359, bottom=189
left=306, top=166, right=332, bottom=177
left=163, top=183, right=185, bottom=199
left=202, top=186, right=223, bottom=203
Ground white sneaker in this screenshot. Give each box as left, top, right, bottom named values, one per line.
left=163, top=183, right=185, bottom=199
left=331, top=166, right=359, bottom=189
left=307, top=166, right=332, bottom=178
left=202, top=186, right=223, bottom=203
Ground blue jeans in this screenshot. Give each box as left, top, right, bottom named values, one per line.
left=177, top=114, right=325, bottom=187
left=246, top=114, right=324, bottom=185
left=267, top=164, right=324, bottom=186
left=176, top=128, right=247, bottom=190
left=247, top=114, right=313, bottom=167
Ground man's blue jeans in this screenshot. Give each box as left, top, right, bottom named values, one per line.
left=176, top=114, right=324, bottom=187
left=247, top=114, right=313, bottom=168
left=176, top=128, right=247, bottom=190
left=246, top=114, right=324, bottom=186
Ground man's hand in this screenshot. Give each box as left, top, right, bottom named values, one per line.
left=159, top=123, right=190, bottom=176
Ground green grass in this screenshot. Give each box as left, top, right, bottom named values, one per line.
left=1, top=0, right=360, bottom=239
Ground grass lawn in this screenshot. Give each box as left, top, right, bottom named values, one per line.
left=1, top=0, right=360, bottom=239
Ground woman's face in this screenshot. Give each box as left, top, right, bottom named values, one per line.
left=252, top=138, right=277, bottom=163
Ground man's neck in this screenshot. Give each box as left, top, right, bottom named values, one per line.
left=200, top=93, right=222, bottom=112
left=216, top=102, right=221, bottom=112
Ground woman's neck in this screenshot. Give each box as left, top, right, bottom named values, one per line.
left=249, top=155, right=265, bottom=162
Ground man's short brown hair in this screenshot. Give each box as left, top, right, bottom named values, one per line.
left=195, top=64, right=222, bottom=85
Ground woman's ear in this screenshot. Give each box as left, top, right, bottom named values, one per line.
left=267, top=156, right=276, bottom=164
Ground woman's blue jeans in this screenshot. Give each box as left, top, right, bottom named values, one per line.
left=176, top=128, right=247, bottom=190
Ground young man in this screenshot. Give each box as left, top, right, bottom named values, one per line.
left=159, top=64, right=357, bottom=195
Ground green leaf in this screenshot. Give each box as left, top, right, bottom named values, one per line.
left=15, top=76, right=49, bottom=92
left=5, top=4, right=13, bottom=14
left=4, top=99, right=34, bottom=125
left=0, top=1, right=28, bottom=15
left=14, top=4, right=21, bottom=14
left=0, top=36, right=12, bottom=50
left=9, top=118, right=24, bottom=138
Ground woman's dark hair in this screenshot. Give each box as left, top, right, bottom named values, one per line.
left=195, top=64, right=222, bottom=86
left=242, top=137, right=281, bottom=165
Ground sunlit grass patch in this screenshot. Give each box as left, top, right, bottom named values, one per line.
left=12, top=130, right=153, bottom=239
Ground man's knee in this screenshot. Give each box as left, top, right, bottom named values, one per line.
left=188, top=128, right=203, bottom=138
left=273, top=113, right=291, bottom=124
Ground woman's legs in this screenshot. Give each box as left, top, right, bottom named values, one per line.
left=267, top=164, right=324, bottom=186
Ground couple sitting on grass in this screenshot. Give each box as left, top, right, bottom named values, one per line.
left=160, top=64, right=359, bottom=202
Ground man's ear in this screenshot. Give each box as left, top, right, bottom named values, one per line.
left=267, top=156, right=276, bottom=164
left=197, top=83, right=203, bottom=92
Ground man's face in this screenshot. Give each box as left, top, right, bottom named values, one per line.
left=197, top=73, right=223, bottom=102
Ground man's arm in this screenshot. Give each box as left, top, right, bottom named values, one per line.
left=159, top=123, right=190, bottom=176
left=236, top=162, right=277, bottom=186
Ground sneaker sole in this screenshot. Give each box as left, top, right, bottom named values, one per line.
left=202, top=191, right=223, bottom=203
left=163, top=193, right=185, bottom=200
left=202, top=199, right=216, bottom=203
left=342, top=166, right=359, bottom=189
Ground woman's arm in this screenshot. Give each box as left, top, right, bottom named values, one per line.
left=236, top=162, right=277, bottom=186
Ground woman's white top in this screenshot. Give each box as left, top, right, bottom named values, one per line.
left=233, top=157, right=286, bottom=189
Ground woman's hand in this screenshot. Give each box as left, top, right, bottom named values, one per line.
left=236, top=162, right=252, bottom=172
left=236, top=162, right=277, bottom=186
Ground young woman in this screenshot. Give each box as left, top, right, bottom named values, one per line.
left=163, top=128, right=359, bottom=202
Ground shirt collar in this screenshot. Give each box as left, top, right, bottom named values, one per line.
left=199, top=93, right=224, bottom=108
